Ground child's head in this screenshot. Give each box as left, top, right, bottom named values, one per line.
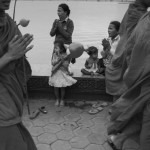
left=54, top=40, right=66, bottom=54
left=87, top=46, right=98, bottom=60
left=58, top=3, right=70, bottom=20
left=108, top=21, right=120, bottom=39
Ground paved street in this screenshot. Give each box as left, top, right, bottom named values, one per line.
left=22, top=99, right=139, bottom=150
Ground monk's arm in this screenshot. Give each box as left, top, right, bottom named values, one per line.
left=0, top=54, right=13, bottom=71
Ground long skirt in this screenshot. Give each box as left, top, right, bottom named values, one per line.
left=0, top=122, right=37, bottom=150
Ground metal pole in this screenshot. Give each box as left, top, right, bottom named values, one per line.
left=13, top=0, right=31, bottom=115
left=13, top=0, right=17, bottom=20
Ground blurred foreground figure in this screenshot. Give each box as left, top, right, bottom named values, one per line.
left=107, top=0, right=150, bottom=150
left=0, top=0, right=37, bottom=149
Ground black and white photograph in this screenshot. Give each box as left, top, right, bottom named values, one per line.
left=1, top=0, right=150, bottom=150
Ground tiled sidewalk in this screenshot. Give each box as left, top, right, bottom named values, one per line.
left=22, top=99, right=139, bottom=150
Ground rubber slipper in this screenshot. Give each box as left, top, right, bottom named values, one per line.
left=96, top=106, right=103, bottom=111
left=92, top=103, right=102, bottom=108
left=39, top=106, right=47, bottom=114
left=100, top=102, right=108, bottom=107
left=88, top=108, right=99, bottom=115
left=29, top=109, right=40, bottom=120
left=92, top=102, right=108, bottom=108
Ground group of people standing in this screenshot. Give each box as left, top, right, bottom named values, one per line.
left=1, top=0, right=150, bottom=150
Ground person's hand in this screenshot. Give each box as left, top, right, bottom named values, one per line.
left=54, top=19, right=59, bottom=28
left=102, top=38, right=110, bottom=50
left=57, top=21, right=63, bottom=29
left=90, top=71, right=94, bottom=76
left=7, top=34, right=33, bottom=60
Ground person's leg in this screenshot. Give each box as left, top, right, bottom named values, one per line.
left=60, top=87, right=65, bottom=106
left=81, top=69, right=92, bottom=75
left=54, top=87, right=60, bottom=106
left=140, top=101, right=150, bottom=150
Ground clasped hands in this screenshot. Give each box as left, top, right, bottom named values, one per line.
left=101, top=38, right=111, bottom=51
left=54, top=19, right=65, bottom=29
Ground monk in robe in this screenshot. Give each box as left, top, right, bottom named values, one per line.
left=0, top=0, right=37, bottom=149
left=107, top=0, right=150, bottom=150
left=105, top=0, right=148, bottom=100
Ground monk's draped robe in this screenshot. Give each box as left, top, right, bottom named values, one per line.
left=105, top=3, right=147, bottom=97
left=107, top=11, right=150, bottom=136
left=0, top=13, right=37, bottom=150
left=0, top=13, right=31, bottom=126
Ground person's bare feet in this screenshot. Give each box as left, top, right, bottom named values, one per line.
left=60, top=100, right=64, bottom=107
left=55, top=100, right=59, bottom=106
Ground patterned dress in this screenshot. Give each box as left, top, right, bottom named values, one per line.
left=49, top=53, right=77, bottom=87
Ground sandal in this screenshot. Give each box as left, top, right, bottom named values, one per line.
left=39, top=106, right=47, bottom=114
left=88, top=107, right=103, bottom=115
left=29, top=109, right=40, bottom=120
left=92, top=102, right=108, bottom=108
left=100, top=102, right=108, bottom=107
left=92, top=103, right=102, bottom=108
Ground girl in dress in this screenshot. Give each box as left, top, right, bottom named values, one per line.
left=49, top=40, right=77, bottom=106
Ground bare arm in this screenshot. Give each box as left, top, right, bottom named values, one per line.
left=0, top=54, right=13, bottom=70
left=51, top=53, right=61, bottom=66
left=85, top=60, right=89, bottom=69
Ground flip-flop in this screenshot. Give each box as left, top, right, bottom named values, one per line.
left=88, top=107, right=103, bottom=115
left=29, top=109, right=40, bottom=120
left=107, top=136, right=120, bottom=150
left=39, top=106, right=47, bottom=114
left=100, top=102, right=108, bottom=107
left=92, top=103, right=102, bottom=108
left=96, top=106, right=103, bottom=111
left=88, top=108, right=99, bottom=115
left=92, top=102, right=108, bottom=108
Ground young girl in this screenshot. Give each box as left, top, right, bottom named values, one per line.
left=49, top=40, right=77, bottom=106
left=101, top=21, right=120, bottom=66
left=81, top=46, right=99, bottom=76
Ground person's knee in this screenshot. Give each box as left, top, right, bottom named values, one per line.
left=81, top=68, right=90, bottom=75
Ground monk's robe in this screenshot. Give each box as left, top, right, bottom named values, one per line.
left=105, top=3, right=147, bottom=97
left=107, top=11, right=150, bottom=136
left=0, top=13, right=31, bottom=126
left=0, top=13, right=37, bottom=150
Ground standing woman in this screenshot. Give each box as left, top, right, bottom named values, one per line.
left=50, top=3, right=75, bottom=63
left=50, top=3, right=74, bottom=45
left=50, top=3, right=75, bottom=105
left=0, top=0, right=37, bottom=150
